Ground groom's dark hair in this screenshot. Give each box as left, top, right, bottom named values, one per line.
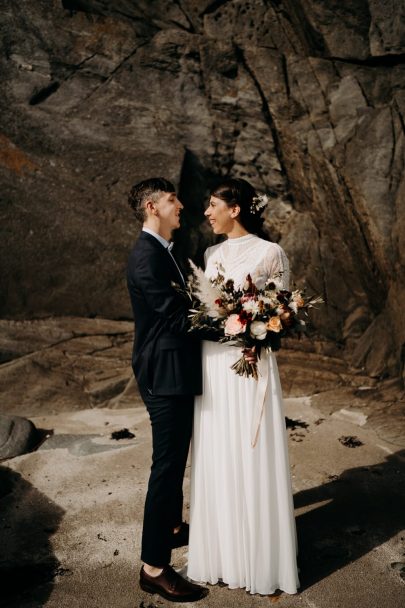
left=128, top=177, right=176, bottom=222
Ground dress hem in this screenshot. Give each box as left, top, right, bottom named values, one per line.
left=187, top=574, right=300, bottom=596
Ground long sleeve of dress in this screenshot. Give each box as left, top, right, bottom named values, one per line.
left=252, top=243, right=290, bottom=291
left=265, top=243, right=290, bottom=290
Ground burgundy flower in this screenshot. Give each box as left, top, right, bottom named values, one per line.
left=239, top=309, right=251, bottom=323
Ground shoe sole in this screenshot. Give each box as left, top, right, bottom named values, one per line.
left=140, top=580, right=206, bottom=603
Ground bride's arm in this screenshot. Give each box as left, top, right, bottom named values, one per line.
left=264, top=243, right=290, bottom=290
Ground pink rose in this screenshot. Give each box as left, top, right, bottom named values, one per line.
left=224, top=314, right=246, bottom=336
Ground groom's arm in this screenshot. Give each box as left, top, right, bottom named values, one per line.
left=132, top=251, right=190, bottom=335
left=190, top=324, right=221, bottom=342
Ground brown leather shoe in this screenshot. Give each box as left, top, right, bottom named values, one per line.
left=140, top=565, right=208, bottom=603
left=171, top=522, right=189, bottom=549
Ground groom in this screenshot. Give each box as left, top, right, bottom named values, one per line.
left=127, top=177, right=207, bottom=603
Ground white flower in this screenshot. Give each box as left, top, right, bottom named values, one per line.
left=250, top=194, right=269, bottom=214
left=242, top=299, right=260, bottom=317
left=288, top=301, right=298, bottom=314
left=188, top=259, right=225, bottom=319
left=250, top=320, right=267, bottom=340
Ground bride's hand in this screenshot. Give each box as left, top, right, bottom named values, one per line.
left=242, top=346, right=257, bottom=364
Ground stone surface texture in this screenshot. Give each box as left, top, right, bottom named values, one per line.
left=1, top=1, right=404, bottom=379
left=1, top=318, right=404, bottom=446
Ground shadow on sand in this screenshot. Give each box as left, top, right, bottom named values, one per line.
left=295, top=449, right=405, bottom=589
left=0, top=465, right=65, bottom=607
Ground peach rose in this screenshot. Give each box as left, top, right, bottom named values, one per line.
left=267, top=316, right=282, bottom=333
left=224, top=314, right=246, bottom=336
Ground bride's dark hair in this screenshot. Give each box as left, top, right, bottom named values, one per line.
left=210, top=177, right=267, bottom=238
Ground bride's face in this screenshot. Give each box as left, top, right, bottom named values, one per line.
left=205, top=195, right=239, bottom=235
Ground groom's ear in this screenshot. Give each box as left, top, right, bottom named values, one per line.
left=145, top=198, right=157, bottom=215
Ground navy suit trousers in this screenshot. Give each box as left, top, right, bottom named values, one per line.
left=140, top=390, right=194, bottom=566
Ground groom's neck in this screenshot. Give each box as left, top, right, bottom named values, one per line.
left=143, top=219, right=172, bottom=242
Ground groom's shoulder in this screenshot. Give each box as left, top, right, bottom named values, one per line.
left=130, top=232, right=161, bottom=257
left=132, top=230, right=157, bottom=248
left=127, top=232, right=163, bottom=273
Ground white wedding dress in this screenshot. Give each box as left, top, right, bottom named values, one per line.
left=187, top=234, right=300, bottom=595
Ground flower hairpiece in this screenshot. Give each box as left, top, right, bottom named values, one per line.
left=250, top=193, right=269, bottom=214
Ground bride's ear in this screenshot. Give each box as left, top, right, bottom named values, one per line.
left=230, top=204, right=240, bottom=219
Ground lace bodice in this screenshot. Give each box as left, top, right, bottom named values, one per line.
left=204, top=234, right=290, bottom=290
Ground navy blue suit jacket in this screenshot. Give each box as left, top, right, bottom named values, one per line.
left=127, top=231, right=202, bottom=396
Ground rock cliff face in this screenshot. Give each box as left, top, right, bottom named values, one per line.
left=1, top=1, right=404, bottom=379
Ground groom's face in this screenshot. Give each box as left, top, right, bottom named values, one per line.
left=153, top=191, right=183, bottom=231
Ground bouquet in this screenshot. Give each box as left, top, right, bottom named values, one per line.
left=185, top=260, right=323, bottom=379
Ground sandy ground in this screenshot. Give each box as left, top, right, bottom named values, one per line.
left=0, top=318, right=404, bottom=607
left=1, top=394, right=404, bottom=608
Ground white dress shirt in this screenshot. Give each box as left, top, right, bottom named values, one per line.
left=142, top=227, right=185, bottom=285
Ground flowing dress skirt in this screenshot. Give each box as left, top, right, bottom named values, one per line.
left=187, top=341, right=300, bottom=595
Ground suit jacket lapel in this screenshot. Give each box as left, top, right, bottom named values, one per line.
left=138, top=231, right=185, bottom=286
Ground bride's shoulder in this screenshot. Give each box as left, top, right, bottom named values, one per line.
left=256, top=237, right=287, bottom=256
left=204, top=242, right=222, bottom=261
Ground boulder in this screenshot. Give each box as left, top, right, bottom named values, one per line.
left=0, top=414, right=38, bottom=460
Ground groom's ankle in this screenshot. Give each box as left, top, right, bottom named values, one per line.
left=143, top=563, right=164, bottom=577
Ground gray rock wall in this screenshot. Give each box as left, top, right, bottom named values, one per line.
left=1, top=1, right=404, bottom=379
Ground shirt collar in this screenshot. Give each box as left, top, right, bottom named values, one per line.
left=142, top=227, right=173, bottom=250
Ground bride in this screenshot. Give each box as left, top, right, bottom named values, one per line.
left=187, top=178, right=300, bottom=595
